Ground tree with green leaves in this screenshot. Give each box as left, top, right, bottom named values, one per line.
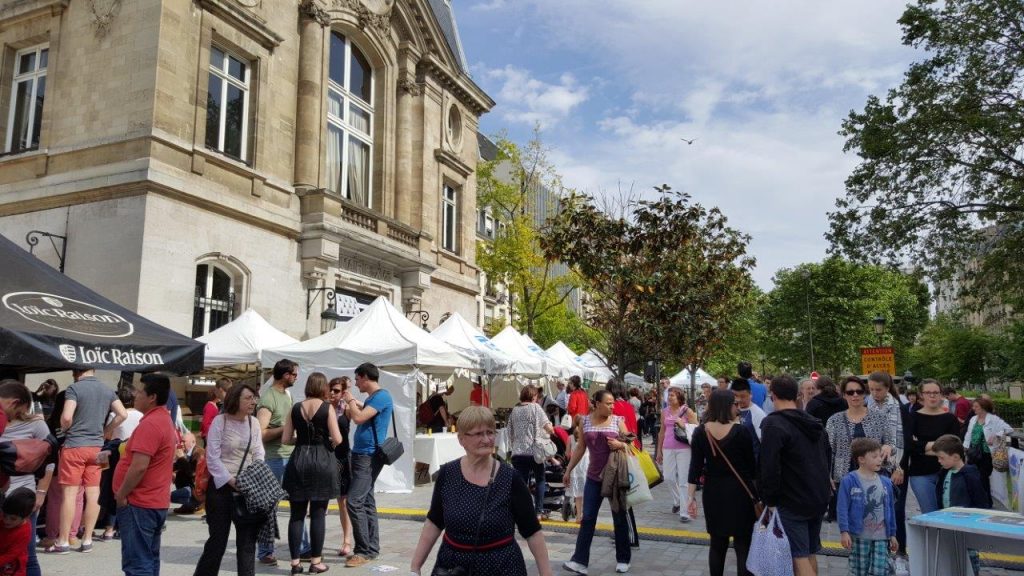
left=905, top=314, right=994, bottom=385
left=544, top=186, right=755, bottom=401
left=476, top=130, right=578, bottom=337
left=829, top=0, right=1024, bottom=309
left=760, top=258, right=930, bottom=379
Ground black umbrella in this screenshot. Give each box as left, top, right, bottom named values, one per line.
left=0, top=234, right=204, bottom=374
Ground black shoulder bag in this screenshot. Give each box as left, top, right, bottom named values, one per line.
left=369, top=391, right=405, bottom=465
left=436, top=459, right=499, bottom=576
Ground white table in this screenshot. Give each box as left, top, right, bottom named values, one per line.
left=414, top=432, right=465, bottom=476
left=907, top=507, right=1024, bottom=576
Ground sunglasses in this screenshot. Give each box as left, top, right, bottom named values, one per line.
left=845, top=389, right=865, bottom=396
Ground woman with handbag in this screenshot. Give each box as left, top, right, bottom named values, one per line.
left=409, top=406, right=553, bottom=576
left=562, top=389, right=633, bottom=575
left=686, top=389, right=757, bottom=576
left=656, top=386, right=698, bottom=523
left=194, top=383, right=264, bottom=576
left=282, top=373, right=343, bottom=574
left=965, top=397, right=1013, bottom=500
left=507, top=385, right=555, bottom=519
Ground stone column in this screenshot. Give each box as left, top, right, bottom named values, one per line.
left=294, top=1, right=330, bottom=190
left=395, top=44, right=421, bottom=225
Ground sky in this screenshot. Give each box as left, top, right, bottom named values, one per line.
left=451, top=1, right=920, bottom=288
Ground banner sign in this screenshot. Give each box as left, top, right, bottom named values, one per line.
left=860, top=347, right=896, bottom=375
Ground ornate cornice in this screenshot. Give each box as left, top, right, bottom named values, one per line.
left=299, top=0, right=330, bottom=27
left=399, top=78, right=422, bottom=96
left=332, top=0, right=393, bottom=35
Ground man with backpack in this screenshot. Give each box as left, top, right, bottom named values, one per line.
left=417, top=387, right=453, bottom=433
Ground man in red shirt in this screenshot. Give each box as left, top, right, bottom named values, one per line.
left=566, top=376, right=590, bottom=424
left=944, top=386, right=972, bottom=431
left=113, top=373, right=177, bottom=576
left=469, top=377, right=490, bottom=408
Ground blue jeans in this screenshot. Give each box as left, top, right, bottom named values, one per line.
left=909, top=473, right=940, bottom=514
left=26, top=511, right=40, bottom=576
left=348, top=452, right=385, bottom=558
left=571, top=478, right=630, bottom=566
left=117, top=505, right=166, bottom=576
left=511, top=455, right=546, bottom=514
left=170, top=486, right=192, bottom=505
left=258, top=457, right=309, bottom=559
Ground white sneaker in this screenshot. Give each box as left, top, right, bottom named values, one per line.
left=563, top=560, right=589, bottom=575
left=616, top=563, right=630, bottom=573
left=679, top=515, right=691, bottom=523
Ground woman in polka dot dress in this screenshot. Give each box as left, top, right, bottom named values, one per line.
left=409, top=407, right=553, bottom=576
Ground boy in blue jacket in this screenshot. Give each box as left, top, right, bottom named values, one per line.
left=933, top=434, right=991, bottom=576
left=838, top=437, right=898, bottom=576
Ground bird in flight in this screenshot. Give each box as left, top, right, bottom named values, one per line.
left=680, top=137, right=697, bottom=145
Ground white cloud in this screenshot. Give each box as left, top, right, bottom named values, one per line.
left=470, top=0, right=506, bottom=12
left=483, top=66, right=590, bottom=128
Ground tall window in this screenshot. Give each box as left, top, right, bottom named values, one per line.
left=192, top=264, right=235, bottom=337
left=477, top=207, right=494, bottom=239
left=442, top=184, right=458, bottom=253
left=326, top=32, right=373, bottom=207
left=5, top=45, right=47, bottom=154
left=206, top=46, right=250, bottom=161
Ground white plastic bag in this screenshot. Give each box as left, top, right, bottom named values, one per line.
left=625, top=450, right=653, bottom=507
left=746, top=508, right=794, bottom=576
left=888, top=555, right=910, bottom=576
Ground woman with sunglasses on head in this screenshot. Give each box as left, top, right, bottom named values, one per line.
left=329, top=376, right=354, bottom=558
left=900, top=379, right=962, bottom=514
left=825, top=377, right=898, bottom=509
left=409, top=407, right=552, bottom=576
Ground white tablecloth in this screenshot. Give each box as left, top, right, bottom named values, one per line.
left=414, top=433, right=466, bottom=475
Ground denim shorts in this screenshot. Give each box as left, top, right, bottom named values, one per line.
left=776, top=507, right=823, bottom=558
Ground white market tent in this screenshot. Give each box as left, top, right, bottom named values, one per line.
left=262, top=297, right=474, bottom=374
left=624, top=372, right=646, bottom=388
left=577, top=348, right=616, bottom=384
left=670, top=367, right=718, bottom=388
left=545, top=341, right=597, bottom=382
left=196, top=309, right=298, bottom=366
left=492, top=326, right=573, bottom=379
left=262, top=297, right=474, bottom=492
left=431, top=313, right=536, bottom=375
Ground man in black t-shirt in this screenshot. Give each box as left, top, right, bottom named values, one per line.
left=426, top=387, right=453, bottom=432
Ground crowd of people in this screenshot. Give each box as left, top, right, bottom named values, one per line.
left=0, top=358, right=1015, bottom=576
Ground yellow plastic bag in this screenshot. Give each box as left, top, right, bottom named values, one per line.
left=629, top=445, right=662, bottom=489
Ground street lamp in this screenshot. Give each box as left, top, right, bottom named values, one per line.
left=872, top=314, right=886, bottom=346
left=319, top=302, right=349, bottom=333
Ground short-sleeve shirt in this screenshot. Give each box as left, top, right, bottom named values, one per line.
left=64, top=377, right=116, bottom=448
left=258, top=386, right=294, bottom=460
left=583, top=414, right=622, bottom=482
left=1, top=419, right=51, bottom=492
left=352, top=388, right=393, bottom=456
left=507, top=403, right=548, bottom=456
left=858, top=472, right=888, bottom=540
left=470, top=387, right=489, bottom=407
left=113, top=406, right=177, bottom=509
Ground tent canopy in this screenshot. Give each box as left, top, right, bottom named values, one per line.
left=0, top=234, right=204, bottom=374
left=491, top=326, right=572, bottom=378
left=670, top=367, right=718, bottom=387
left=545, top=341, right=598, bottom=381
left=261, top=297, right=473, bottom=374
left=197, top=308, right=298, bottom=366
left=577, top=348, right=616, bottom=384
left=431, top=312, right=537, bottom=375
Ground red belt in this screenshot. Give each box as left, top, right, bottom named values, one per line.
left=443, top=532, right=514, bottom=552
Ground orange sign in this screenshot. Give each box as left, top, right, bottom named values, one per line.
left=860, top=347, right=895, bottom=375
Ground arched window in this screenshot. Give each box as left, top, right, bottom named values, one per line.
left=192, top=263, right=236, bottom=337
left=326, top=32, right=373, bottom=208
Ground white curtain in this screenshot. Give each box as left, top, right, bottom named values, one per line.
left=326, top=124, right=343, bottom=194
left=348, top=136, right=369, bottom=207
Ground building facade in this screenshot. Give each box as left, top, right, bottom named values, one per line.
left=0, top=0, right=493, bottom=341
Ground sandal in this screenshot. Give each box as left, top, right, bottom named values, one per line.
left=337, top=543, right=352, bottom=557
left=309, top=563, right=330, bottom=574
left=43, top=544, right=71, bottom=555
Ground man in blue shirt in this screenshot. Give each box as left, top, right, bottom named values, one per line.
left=738, top=361, right=768, bottom=409
left=340, top=362, right=394, bottom=568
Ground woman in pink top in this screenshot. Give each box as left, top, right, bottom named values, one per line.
left=200, top=378, right=233, bottom=445
left=561, top=390, right=633, bottom=575
left=656, top=387, right=698, bottom=523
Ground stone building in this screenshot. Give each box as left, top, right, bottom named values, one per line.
left=0, top=0, right=493, bottom=342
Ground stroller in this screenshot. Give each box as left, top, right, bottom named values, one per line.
left=539, top=430, right=573, bottom=520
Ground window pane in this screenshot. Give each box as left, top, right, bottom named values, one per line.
left=326, top=125, right=343, bottom=194
left=350, top=46, right=371, bottom=102
left=210, top=46, right=224, bottom=69
left=329, top=33, right=346, bottom=86
left=205, top=74, right=223, bottom=149
left=228, top=55, right=246, bottom=82
left=347, top=136, right=370, bottom=206
left=211, top=267, right=231, bottom=299
left=10, top=81, right=32, bottom=152
left=195, top=265, right=209, bottom=295
left=39, top=49, right=48, bottom=70
left=328, top=90, right=343, bottom=119
left=349, top=104, right=370, bottom=134
left=18, top=52, right=35, bottom=75
left=444, top=202, right=456, bottom=250
left=31, top=76, right=45, bottom=150
left=191, top=307, right=205, bottom=338
left=224, top=84, right=245, bottom=158
left=210, top=308, right=231, bottom=333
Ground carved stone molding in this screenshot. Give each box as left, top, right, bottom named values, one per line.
left=89, top=0, right=122, bottom=38
left=332, top=0, right=393, bottom=35
left=399, top=78, right=422, bottom=96
left=339, top=254, right=395, bottom=282
left=299, top=0, right=330, bottom=27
